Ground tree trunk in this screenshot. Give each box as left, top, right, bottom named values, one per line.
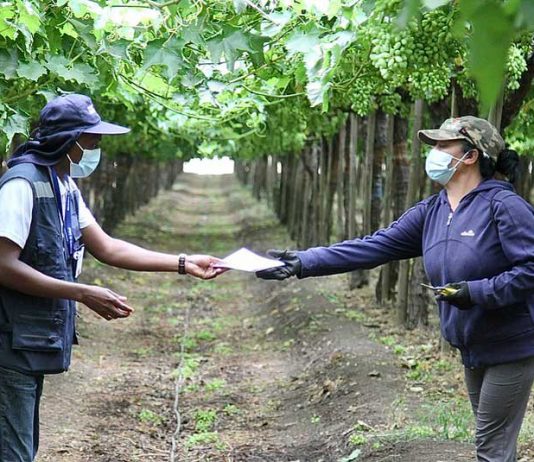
left=378, top=114, right=396, bottom=303
left=397, top=100, right=424, bottom=327
left=326, top=136, right=340, bottom=243
left=362, top=112, right=376, bottom=237
left=336, top=120, right=347, bottom=241
left=488, top=84, right=505, bottom=132
left=371, top=110, right=387, bottom=232
left=291, top=157, right=305, bottom=242
left=406, top=258, right=430, bottom=329
left=318, top=139, right=330, bottom=243
left=347, top=114, right=369, bottom=289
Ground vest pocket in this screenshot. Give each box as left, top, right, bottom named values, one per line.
left=12, top=311, right=66, bottom=352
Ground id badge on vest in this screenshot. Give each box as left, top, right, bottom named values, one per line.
left=74, top=245, right=85, bottom=278
left=50, top=169, right=84, bottom=278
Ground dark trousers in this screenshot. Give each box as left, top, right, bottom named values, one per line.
left=464, top=356, right=534, bottom=462
left=0, top=366, right=43, bottom=462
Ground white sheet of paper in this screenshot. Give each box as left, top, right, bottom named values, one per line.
left=215, top=248, right=285, bottom=272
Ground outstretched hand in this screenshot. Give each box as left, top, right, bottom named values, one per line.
left=256, top=249, right=302, bottom=281
left=79, top=285, right=134, bottom=320
left=186, top=254, right=226, bottom=280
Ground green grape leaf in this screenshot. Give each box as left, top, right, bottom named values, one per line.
left=468, top=2, right=513, bottom=111
left=67, top=0, right=96, bottom=18
left=69, top=19, right=97, bottom=50
left=233, top=0, right=247, bottom=14
left=138, top=71, right=172, bottom=96
left=17, top=0, right=41, bottom=35
left=306, top=80, right=330, bottom=108
left=44, top=54, right=70, bottom=77
left=62, top=62, right=100, bottom=87
left=0, top=6, right=16, bottom=40
left=291, top=30, right=354, bottom=109
left=60, top=22, right=78, bottom=38
left=207, top=27, right=254, bottom=71
left=0, top=49, right=18, bottom=79
left=266, top=76, right=291, bottom=89
left=17, top=61, right=47, bottom=81
left=183, top=20, right=204, bottom=45
left=206, top=39, right=223, bottom=65
left=44, top=19, right=63, bottom=53
left=4, top=112, right=29, bottom=146
left=327, top=0, right=343, bottom=19
left=261, top=11, right=292, bottom=37
left=103, top=39, right=130, bottom=60
left=37, top=90, right=58, bottom=102
left=207, top=80, right=226, bottom=94
left=182, top=71, right=203, bottom=89
left=285, top=31, right=321, bottom=56
left=247, top=33, right=268, bottom=68
left=45, top=55, right=99, bottom=87
left=142, top=38, right=183, bottom=81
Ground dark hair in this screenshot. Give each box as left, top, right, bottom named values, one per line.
left=462, top=141, right=520, bottom=184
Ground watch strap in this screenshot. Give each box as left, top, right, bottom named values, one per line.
left=178, top=254, right=187, bottom=274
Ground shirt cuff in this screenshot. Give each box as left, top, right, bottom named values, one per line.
left=80, top=216, right=96, bottom=229
left=468, top=279, right=487, bottom=307
left=296, top=250, right=313, bottom=278
left=0, top=232, right=25, bottom=249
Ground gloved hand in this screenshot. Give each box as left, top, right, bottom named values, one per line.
left=435, top=282, right=473, bottom=310
left=256, top=250, right=302, bottom=280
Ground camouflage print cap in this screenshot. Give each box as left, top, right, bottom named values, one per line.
left=418, top=116, right=505, bottom=160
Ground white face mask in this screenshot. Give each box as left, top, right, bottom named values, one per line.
left=425, top=148, right=469, bottom=186
left=68, top=141, right=101, bottom=178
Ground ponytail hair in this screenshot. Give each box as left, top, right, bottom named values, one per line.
left=462, top=140, right=520, bottom=184
left=495, top=148, right=520, bottom=184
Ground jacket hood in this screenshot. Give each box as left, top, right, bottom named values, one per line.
left=438, top=179, right=514, bottom=204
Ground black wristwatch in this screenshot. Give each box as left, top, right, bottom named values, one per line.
left=178, top=254, right=187, bottom=275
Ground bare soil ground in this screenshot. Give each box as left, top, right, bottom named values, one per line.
left=36, top=174, right=488, bottom=461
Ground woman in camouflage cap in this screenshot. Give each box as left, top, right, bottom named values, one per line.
left=258, top=116, right=532, bottom=462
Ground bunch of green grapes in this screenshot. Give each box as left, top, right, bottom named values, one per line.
left=378, top=92, right=403, bottom=114
left=456, top=69, right=478, bottom=100
left=408, top=63, right=451, bottom=101
left=506, top=43, right=528, bottom=91
left=346, top=76, right=377, bottom=116
left=368, top=25, right=413, bottom=82
left=373, top=0, right=404, bottom=16
left=406, top=9, right=456, bottom=101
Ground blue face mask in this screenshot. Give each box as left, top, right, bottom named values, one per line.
left=68, top=141, right=101, bottom=178
left=425, top=148, right=468, bottom=186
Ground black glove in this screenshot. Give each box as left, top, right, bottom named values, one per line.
left=435, top=282, right=473, bottom=310
left=255, top=249, right=302, bottom=280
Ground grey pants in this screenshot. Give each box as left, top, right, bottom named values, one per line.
left=464, top=356, right=534, bottom=462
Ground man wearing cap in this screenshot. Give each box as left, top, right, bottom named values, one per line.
left=0, top=94, right=224, bottom=461
left=257, top=116, right=534, bottom=461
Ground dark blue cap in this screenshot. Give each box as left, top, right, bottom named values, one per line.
left=38, top=94, right=130, bottom=136
left=8, top=94, right=130, bottom=168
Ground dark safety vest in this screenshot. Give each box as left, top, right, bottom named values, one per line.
left=0, top=163, right=83, bottom=375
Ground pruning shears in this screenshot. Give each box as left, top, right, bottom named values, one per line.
left=420, top=283, right=459, bottom=297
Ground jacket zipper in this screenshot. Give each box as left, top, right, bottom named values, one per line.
left=444, top=205, right=472, bottom=367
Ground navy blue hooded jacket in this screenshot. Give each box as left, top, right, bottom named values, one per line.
left=297, top=180, right=534, bottom=368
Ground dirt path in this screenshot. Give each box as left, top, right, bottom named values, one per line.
left=36, top=173, right=474, bottom=462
